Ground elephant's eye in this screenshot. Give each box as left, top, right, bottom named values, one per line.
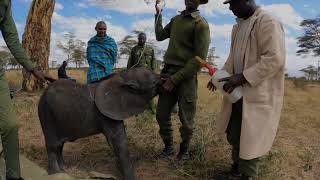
left=123, top=82, right=143, bottom=94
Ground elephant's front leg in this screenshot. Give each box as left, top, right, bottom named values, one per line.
left=102, top=119, right=134, bottom=180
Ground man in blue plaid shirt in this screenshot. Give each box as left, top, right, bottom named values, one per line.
left=86, top=21, right=118, bottom=84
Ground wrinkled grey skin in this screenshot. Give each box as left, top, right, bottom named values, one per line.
left=38, top=68, right=160, bottom=180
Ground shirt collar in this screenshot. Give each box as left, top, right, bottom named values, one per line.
left=180, top=10, right=200, bottom=18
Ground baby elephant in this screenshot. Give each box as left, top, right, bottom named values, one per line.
left=38, top=68, right=160, bottom=180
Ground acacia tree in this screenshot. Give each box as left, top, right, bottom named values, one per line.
left=297, top=16, right=320, bottom=80
left=57, top=32, right=77, bottom=63
left=72, top=40, right=86, bottom=68
left=300, top=65, right=318, bottom=80
left=207, top=46, right=219, bottom=66
left=297, top=16, right=320, bottom=57
left=22, top=0, right=55, bottom=91
left=57, top=32, right=86, bottom=68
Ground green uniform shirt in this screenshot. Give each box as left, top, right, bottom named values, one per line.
left=155, top=10, right=210, bottom=84
left=0, top=0, right=34, bottom=76
left=127, top=45, right=155, bottom=71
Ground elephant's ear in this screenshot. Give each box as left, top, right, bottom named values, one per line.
left=94, top=75, right=149, bottom=120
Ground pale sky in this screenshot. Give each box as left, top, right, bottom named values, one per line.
left=1, top=0, right=319, bottom=77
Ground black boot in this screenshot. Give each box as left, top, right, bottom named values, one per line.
left=212, top=163, right=241, bottom=180
left=158, top=142, right=175, bottom=158
left=230, top=163, right=241, bottom=177
left=240, top=175, right=254, bottom=180
left=6, top=177, right=24, bottom=180
left=176, top=140, right=190, bottom=161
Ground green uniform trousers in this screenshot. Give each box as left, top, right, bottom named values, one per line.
left=226, top=99, right=260, bottom=177
left=0, top=75, right=21, bottom=178
left=156, top=65, right=198, bottom=146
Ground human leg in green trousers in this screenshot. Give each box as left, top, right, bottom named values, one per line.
left=226, top=99, right=260, bottom=177
left=0, top=76, right=21, bottom=178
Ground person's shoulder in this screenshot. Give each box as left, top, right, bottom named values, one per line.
left=196, top=15, right=209, bottom=28
left=145, top=45, right=155, bottom=53
left=171, top=14, right=182, bottom=21
left=106, top=35, right=116, bottom=42
left=88, top=36, right=96, bottom=43
left=258, top=8, right=282, bottom=26
left=146, top=45, right=154, bottom=51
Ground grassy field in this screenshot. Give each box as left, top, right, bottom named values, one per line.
left=4, top=69, right=320, bottom=180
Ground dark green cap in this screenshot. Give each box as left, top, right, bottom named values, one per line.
left=200, top=0, right=209, bottom=4
left=223, top=0, right=232, bottom=4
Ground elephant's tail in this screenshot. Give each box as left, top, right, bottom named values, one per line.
left=38, top=89, right=49, bottom=133
left=37, top=89, right=58, bottom=140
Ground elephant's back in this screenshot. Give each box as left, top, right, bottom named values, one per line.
left=43, top=80, right=93, bottom=111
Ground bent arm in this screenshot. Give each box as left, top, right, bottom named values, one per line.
left=155, top=13, right=171, bottom=41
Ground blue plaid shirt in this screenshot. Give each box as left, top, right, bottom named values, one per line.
left=86, top=35, right=118, bottom=84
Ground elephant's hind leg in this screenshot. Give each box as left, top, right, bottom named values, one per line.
left=57, top=142, right=66, bottom=171
left=46, top=142, right=63, bottom=174
left=39, top=106, right=63, bottom=174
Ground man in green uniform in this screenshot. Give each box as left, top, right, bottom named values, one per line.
left=154, top=0, right=210, bottom=160
left=127, top=32, right=155, bottom=70
left=0, top=0, right=53, bottom=179
left=127, top=32, right=156, bottom=114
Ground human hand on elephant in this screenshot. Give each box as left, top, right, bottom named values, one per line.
left=31, top=69, right=56, bottom=83
left=219, top=73, right=247, bottom=93
left=162, top=78, right=175, bottom=92
left=160, top=73, right=175, bottom=92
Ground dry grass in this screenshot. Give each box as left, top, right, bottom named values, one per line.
left=4, top=69, right=320, bottom=180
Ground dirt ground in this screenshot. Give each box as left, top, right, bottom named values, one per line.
left=5, top=70, right=320, bottom=180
